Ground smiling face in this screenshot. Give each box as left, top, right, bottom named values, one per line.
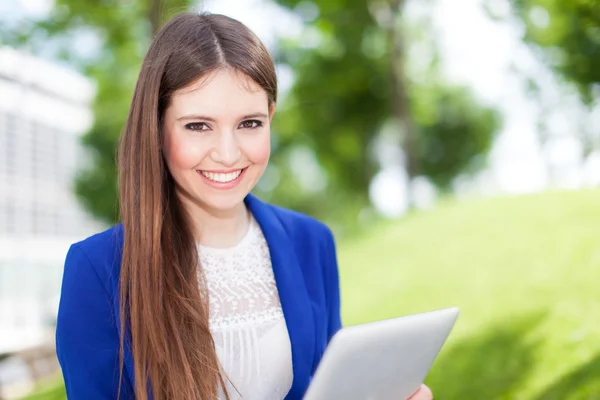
left=162, top=68, right=273, bottom=216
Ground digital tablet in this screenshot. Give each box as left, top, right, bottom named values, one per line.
left=304, top=307, right=459, bottom=400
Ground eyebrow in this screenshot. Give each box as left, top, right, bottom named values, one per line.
left=177, top=112, right=269, bottom=121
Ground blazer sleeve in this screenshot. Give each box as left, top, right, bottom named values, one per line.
left=55, top=244, right=132, bottom=399
left=323, top=228, right=342, bottom=341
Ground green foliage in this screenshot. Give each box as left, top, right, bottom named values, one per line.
left=269, top=0, right=501, bottom=222
left=509, top=0, right=600, bottom=104
left=411, top=81, right=502, bottom=189
left=272, top=1, right=389, bottom=195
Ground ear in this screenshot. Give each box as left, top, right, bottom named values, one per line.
left=269, top=103, right=276, bottom=122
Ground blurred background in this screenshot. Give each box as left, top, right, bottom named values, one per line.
left=0, top=0, right=599, bottom=398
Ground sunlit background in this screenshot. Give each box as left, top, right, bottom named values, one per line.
left=0, top=0, right=599, bottom=398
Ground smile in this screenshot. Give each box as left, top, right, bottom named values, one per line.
left=198, top=169, right=244, bottom=183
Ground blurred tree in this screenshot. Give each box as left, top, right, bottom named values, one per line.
left=72, top=0, right=194, bottom=223
left=489, top=0, right=600, bottom=160
left=266, top=0, right=501, bottom=223
left=507, top=0, right=599, bottom=105
left=409, top=77, right=501, bottom=189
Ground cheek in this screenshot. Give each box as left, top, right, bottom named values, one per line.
left=164, top=133, right=205, bottom=171
left=244, top=133, right=271, bottom=164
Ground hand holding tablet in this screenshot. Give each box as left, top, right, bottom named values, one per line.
left=304, top=307, right=459, bottom=400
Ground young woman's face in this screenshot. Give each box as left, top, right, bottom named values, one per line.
left=162, top=68, right=273, bottom=214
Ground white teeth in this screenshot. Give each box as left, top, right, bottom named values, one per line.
left=200, top=170, right=242, bottom=183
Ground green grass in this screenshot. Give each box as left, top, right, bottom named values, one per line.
left=20, top=376, right=66, bottom=400
left=338, top=188, right=600, bottom=399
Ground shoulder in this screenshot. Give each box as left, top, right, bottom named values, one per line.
left=63, top=224, right=124, bottom=293
left=265, top=202, right=335, bottom=243
left=258, top=201, right=339, bottom=282
left=70, top=223, right=124, bottom=258
left=246, top=193, right=336, bottom=253
left=58, top=224, right=123, bottom=340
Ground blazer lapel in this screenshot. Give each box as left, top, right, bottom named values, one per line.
left=246, top=194, right=316, bottom=399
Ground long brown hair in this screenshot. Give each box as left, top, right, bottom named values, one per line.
left=117, top=12, right=277, bottom=400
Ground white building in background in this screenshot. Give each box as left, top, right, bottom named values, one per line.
left=0, top=46, right=105, bottom=354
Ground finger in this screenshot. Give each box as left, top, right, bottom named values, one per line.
left=409, top=384, right=433, bottom=400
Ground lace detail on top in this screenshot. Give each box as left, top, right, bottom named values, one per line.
left=197, top=216, right=293, bottom=400
left=198, top=218, right=284, bottom=331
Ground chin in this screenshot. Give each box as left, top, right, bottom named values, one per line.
left=197, top=192, right=249, bottom=214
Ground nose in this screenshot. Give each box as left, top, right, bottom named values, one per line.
left=210, top=130, right=242, bottom=167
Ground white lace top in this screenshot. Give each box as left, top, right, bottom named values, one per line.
left=198, top=217, right=293, bottom=400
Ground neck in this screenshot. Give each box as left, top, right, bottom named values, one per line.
left=179, top=194, right=250, bottom=248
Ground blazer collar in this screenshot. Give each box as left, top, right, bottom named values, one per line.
left=245, top=193, right=316, bottom=398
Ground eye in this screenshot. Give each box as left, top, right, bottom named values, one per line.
left=185, top=122, right=210, bottom=131
left=239, top=120, right=263, bottom=130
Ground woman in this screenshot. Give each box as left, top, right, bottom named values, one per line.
left=55, top=12, right=433, bottom=400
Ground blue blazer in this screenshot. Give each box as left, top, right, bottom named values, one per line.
left=55, top=194, right=342, bottom=399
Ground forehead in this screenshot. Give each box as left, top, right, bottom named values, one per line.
left=169, top=68, right=269, bottom=116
